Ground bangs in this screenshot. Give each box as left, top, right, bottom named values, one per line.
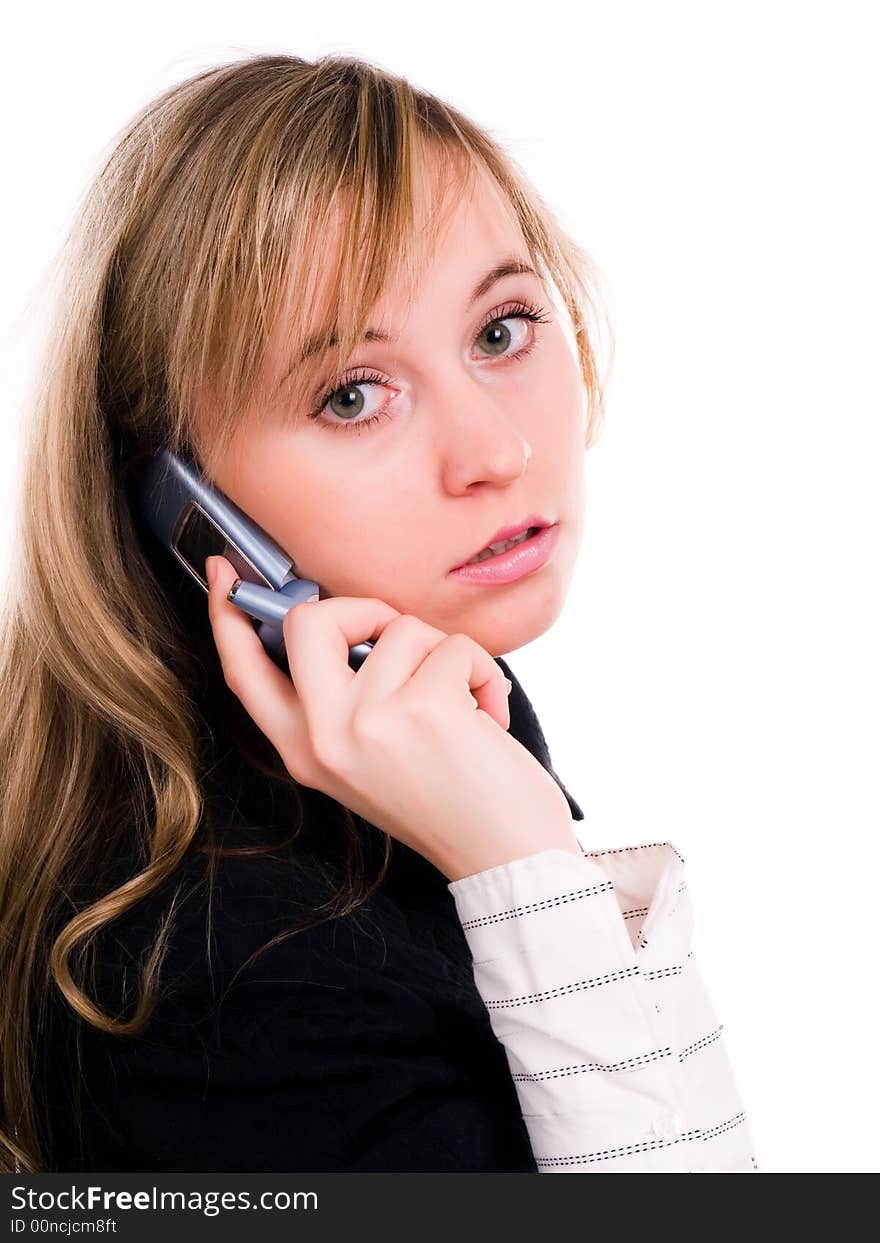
left=185, top=130, right=486, bottom=477
left=268, top=140, right=487, bottom=431
left=156, top=56, right=607, bottom=478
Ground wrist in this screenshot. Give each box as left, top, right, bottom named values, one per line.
left=438, top=825, right=582, bottom=883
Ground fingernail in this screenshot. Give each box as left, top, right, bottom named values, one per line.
left=504, top=677, right=513, bottom=696
left=205, top=556, right=217, bottom=587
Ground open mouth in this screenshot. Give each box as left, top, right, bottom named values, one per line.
left=463, top=526, right=543, bottom=565
left=448, top=521, right=560, bottom=585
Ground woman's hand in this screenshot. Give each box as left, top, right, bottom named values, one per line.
left=204, top=555, right=581, bottom=881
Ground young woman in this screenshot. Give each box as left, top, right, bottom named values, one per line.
left=0, top=52, right=758, bottom=1173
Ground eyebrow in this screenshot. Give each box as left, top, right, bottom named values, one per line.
left=282, top=255, right=541, bottom=381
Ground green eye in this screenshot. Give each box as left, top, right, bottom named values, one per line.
left=478, top=319, right=514, bottom=356
left=327, top=385, right=366, bottom=421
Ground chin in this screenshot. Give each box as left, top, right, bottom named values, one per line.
left=470, top=580, right=567, bottom=658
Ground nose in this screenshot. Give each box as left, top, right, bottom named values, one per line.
left=436, top=384, right=533, bottom=495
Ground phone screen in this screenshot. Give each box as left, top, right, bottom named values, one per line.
left=173, top=501, right=273, bottom=592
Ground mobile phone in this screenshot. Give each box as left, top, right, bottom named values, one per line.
left=129, top=445, right=374, bottom=672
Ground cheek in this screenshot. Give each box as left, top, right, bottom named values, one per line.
left=528, top=338, right=586, bottom=450
left=265, top=454, right=412, bottom=591
left=223, top=444, right=351, bottom=577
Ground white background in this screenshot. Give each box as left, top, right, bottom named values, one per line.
left=1, top=1, right=877, bottom=1173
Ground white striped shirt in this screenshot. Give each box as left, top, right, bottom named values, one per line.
left=447, top=840, right=758, bottom=1172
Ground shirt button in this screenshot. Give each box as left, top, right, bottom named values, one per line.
left=652, top=1112, right=685, bottom=1140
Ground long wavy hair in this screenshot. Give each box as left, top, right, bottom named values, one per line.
left=0, top=51, right=612, bottom=1172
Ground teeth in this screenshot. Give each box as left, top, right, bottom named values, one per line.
left=466, top=527, right=537, bottom=565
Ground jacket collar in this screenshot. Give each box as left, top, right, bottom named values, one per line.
left=494, top=656, right=584, bottom=822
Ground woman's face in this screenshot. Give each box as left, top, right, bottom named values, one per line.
left=202, top=165, right=588, bottom=657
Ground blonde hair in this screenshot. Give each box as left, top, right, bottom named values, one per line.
left=0, top=51, right=612, bottom=1172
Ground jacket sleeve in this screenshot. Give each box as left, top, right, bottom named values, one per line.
left=446, top=841, right=760, bottom=1172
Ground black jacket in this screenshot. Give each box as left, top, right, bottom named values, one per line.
left=39, top=581, right=583, bottom=1172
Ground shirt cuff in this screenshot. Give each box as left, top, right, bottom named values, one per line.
left=447, top=842, right=759, bottom=1172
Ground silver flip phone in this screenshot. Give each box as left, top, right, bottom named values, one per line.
left=130, top=445, right=374, bottom=672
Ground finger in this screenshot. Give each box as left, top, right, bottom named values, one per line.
left=279, top=590, right=402, bottom=714
left=406, top=632, right=511, bottom=731
left=338, top=613, right=509, bottom=731
left=204, top=555, right=311, bottom=761
left=346, top=613, right=451, bottom=706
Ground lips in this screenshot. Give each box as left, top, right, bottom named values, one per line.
left=455, top=515, right=552, bottom=569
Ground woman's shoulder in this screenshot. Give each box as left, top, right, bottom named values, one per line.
left=48, top=828, right=474, bottom=1059
left=38, top=829, right=523, bottom=1172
